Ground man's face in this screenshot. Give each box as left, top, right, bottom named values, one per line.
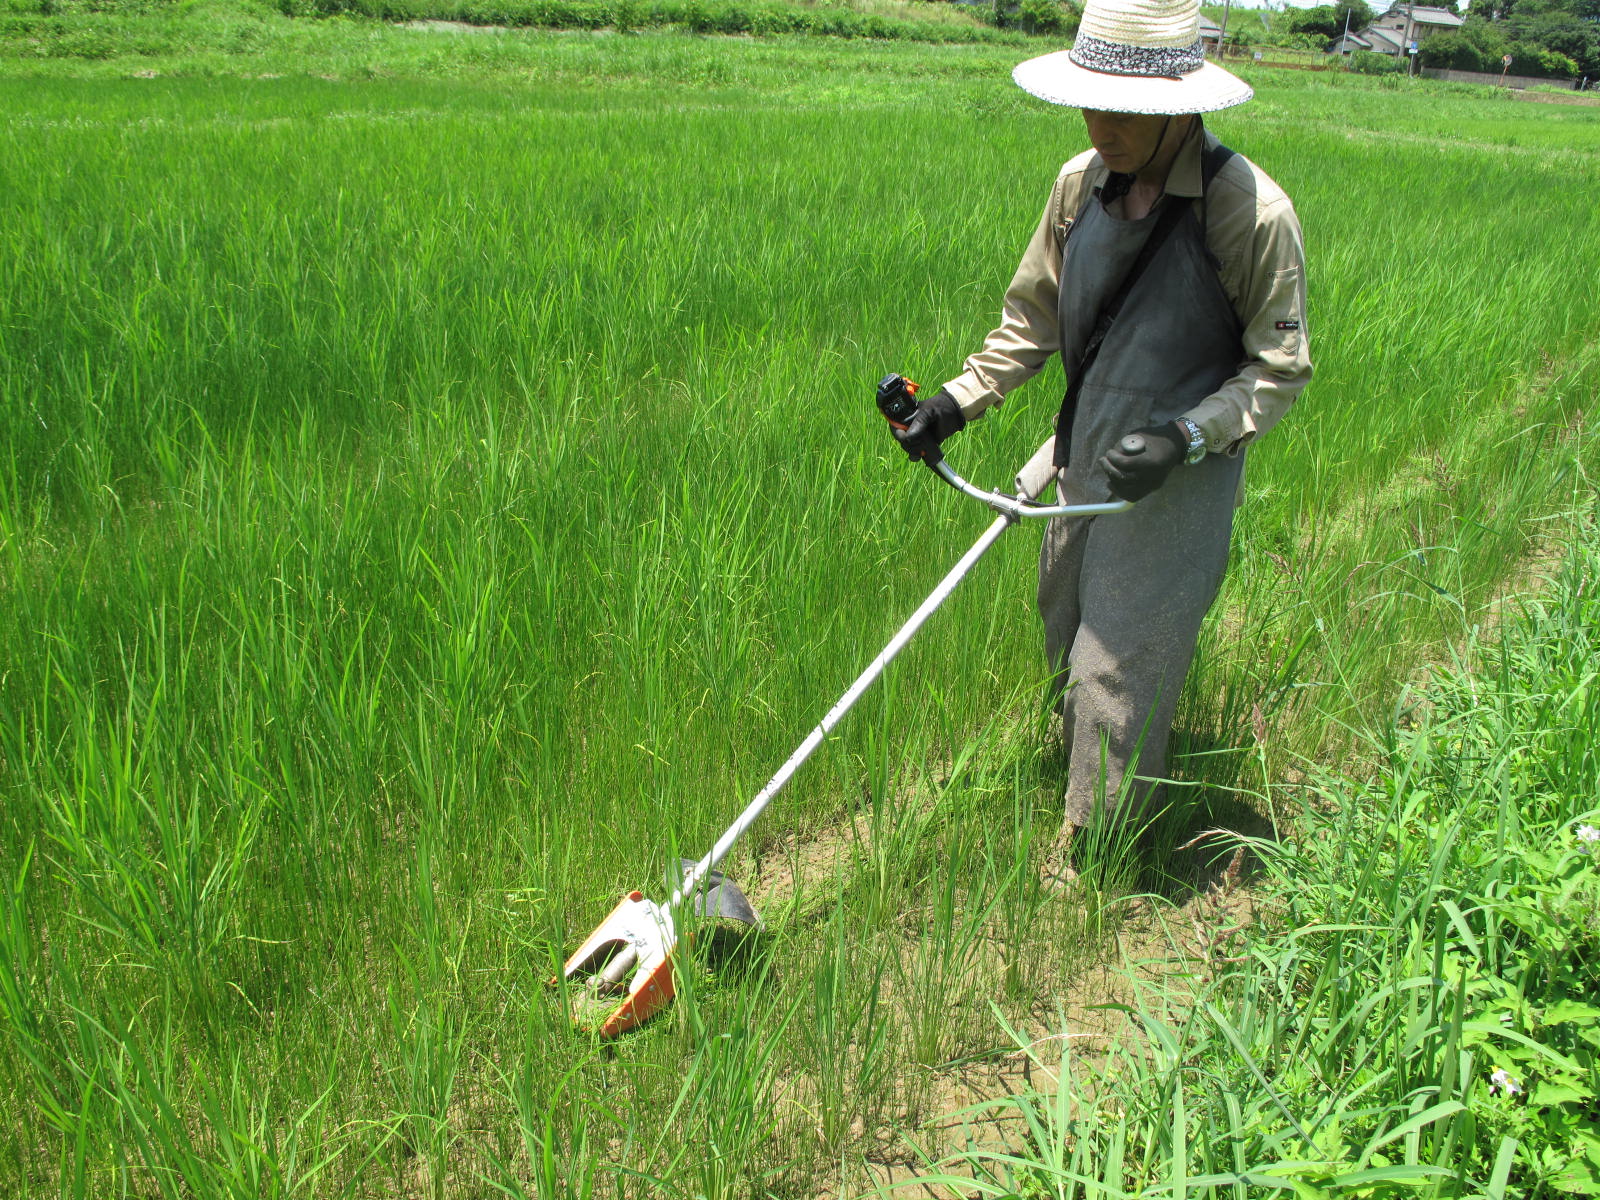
left=1080, top=109, right=1174, bottom=174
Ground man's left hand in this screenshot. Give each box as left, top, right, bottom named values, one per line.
left=1099, top=423, right=1187, bottom=502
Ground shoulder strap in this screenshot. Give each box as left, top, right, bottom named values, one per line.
left=1197, top=141, right=1236, bottom=269
left=1201, top=140, right=1236, bottom=192
left=1057, top=173, right=1098, bottom=247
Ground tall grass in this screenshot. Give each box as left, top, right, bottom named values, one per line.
left=0, top=0, right=1026, bottom=68
left=914, top=490, right=1600, bottom=1196
left=1, top=30, right=1599, bottom=1197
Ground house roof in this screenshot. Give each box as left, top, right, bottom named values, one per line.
left=1199, top=15, right=1221, bottom=36
left=1362, top=25, right=1406, bottom=51
left=1334, top=31, right=1374, bottom=50
left=1378, top=5, right=1465, bottom=28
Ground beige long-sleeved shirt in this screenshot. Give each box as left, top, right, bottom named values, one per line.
left=941, top=127, right=1312, bottom=458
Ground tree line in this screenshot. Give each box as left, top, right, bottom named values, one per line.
left=1273, top=0, right=1599, bottom=81
left=1421, top=0, right=1599, bottom=80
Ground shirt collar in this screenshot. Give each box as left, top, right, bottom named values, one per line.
left=1163, top=122, right=1215, bottom=199
left=1086, top=120, right=1215, bottom=200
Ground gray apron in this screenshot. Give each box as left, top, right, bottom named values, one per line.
left=1039, top=180, right=1246, bottom=828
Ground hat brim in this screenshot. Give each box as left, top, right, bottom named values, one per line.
left=1013, top=51, right=1253, bottom=115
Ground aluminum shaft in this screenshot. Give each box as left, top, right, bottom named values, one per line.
left=667, top=508, right=1017, bottom=914
left=665, top=446, right=1132, bottom=916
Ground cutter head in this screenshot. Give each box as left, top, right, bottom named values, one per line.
left=556, top=870, right=762, bottom=1038
left=556, top=891, right=679, bottom=1039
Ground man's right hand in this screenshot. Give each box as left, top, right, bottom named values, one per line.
left=892, top=390, right=966, bottom=462
left=1099, top=422, right=1185, bottom=502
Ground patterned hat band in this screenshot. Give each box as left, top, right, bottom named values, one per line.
left=1068, top=34, right=1206, bottom=79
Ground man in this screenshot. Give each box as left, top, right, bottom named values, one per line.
left=893, top=0, right=1312, bottom=882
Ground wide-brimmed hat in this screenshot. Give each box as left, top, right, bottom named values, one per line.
left=1013, top=0, right=1252, bottom=116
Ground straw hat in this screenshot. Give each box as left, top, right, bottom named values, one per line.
left=1013, top=0, right=1252, bottom=116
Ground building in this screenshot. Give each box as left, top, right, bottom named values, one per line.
left=1369, top=5, right=1466, bottom=41
left=1331, top=6, right=1464, bottom=56
left=1366, top=5, right=1464, bottom=54
left=1362, top=25, right=1406, bottom=54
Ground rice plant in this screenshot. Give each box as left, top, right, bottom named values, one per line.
left=2, top=23, right=1599, bottom=1197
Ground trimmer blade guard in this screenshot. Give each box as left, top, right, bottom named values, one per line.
left=556, top=891, right=678, bottom=1039
left=673, top=859, right=763, bottom=927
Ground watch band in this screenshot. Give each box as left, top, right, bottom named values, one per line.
left=1176, top=417, right=1206, bottom=465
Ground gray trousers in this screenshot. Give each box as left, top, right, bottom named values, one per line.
left=1037, top=461, right=1236, bottom=829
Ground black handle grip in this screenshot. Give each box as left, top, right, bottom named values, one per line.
left=877, top=373, right=944, bottom=469
left=876, top=373, right=919, bottom=427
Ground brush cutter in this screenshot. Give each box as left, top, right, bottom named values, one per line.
left=555, top=375, right=1139, bottom=1038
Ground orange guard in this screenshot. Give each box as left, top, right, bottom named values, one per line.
left=555, top=891, right=680, bottom=1038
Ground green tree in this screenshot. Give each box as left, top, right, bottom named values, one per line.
left=1506, top=11, right=1599, bottom=74
left=1283, top=0, right=1373, bottom=41
left=1422, top=16, right=1584, bottom=77
left=1016, top=0, right=1077, bottom=34
left=1418, top=29, right=1490, bottom=69
left=1282, top=4, right=1333, bottom=39
left=1482, top=0, right=1587, bottom=19
left=1508, top=39, right=1581, bottom=75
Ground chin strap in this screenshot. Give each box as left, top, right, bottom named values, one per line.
left=1132, top=114, right=1175, bottom=178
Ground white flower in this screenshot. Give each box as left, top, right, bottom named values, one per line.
left=1575, top=824, right=1600, bottom=844
left=1489, top=1067, right=1523, bottom=1096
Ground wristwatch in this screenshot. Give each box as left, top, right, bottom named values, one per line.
left=1175, top=417, right=1206, bottom=465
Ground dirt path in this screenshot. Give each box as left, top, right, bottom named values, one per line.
left=734, top=794, right=1263, bottom=1196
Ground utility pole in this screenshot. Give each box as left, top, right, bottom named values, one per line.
left=1218, top=0, right=1232, bottom=59
left=1405, top=0, right=1416, bottom=77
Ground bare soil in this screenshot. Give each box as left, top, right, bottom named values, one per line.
left=734, top=790, right=1264, bottom=1197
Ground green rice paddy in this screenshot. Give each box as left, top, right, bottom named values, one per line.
left=3, top=21, right=1600, bottom=1198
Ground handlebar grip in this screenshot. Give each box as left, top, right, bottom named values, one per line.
left=878, top=372, right=942, bottom=469
left=1118, top=434, right=1147, bottom=457
left=876, top=373, right=921, bottom=427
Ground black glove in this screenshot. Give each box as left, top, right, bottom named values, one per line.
left=892, top=389, right=966, bottom=462
left=1099, top=422, right=1186, bottom=502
